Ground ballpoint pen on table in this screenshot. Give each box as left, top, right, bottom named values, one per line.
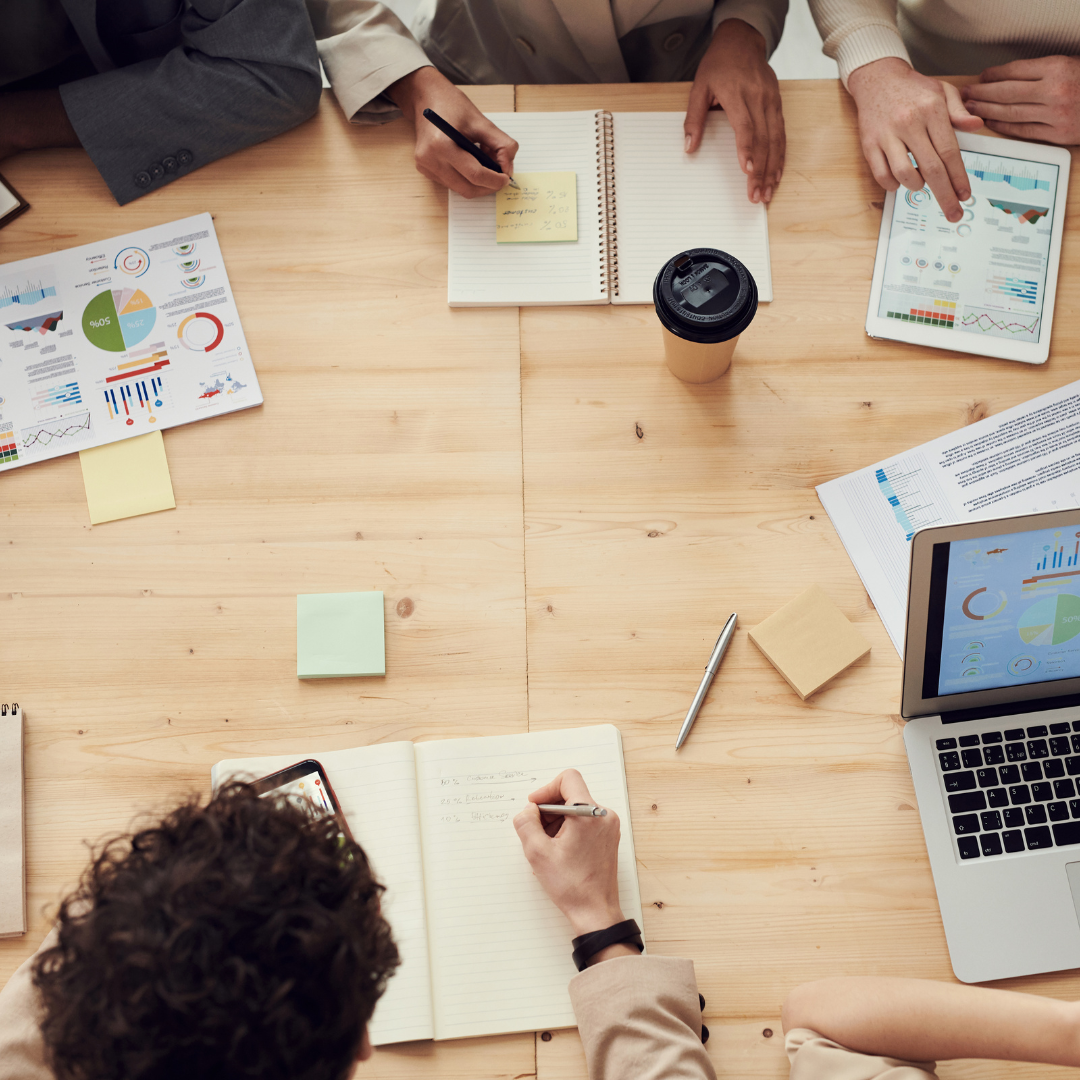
left=422, top=108, right=520, bottom=188
left=675, top=613, right=738, bottom=750
left=537, top=803, right=608, bottom=817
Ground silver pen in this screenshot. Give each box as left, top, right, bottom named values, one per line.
left=675, top=614, right=738, bottom=751
left=537, top=803, right=608, bottom=817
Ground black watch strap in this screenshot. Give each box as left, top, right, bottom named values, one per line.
left=571, top=918, right=644, bottom=972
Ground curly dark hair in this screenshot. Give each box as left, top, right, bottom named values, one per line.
left=33, top=782, right=400, bottom=1080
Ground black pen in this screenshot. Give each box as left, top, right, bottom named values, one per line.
left=422, top=108, right=519, bottom=189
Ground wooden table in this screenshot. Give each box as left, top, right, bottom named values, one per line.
left=3, top=80, right=1079, bottom=1080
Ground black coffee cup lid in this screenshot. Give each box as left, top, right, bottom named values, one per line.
left=653, top=248, right=757, bottom=343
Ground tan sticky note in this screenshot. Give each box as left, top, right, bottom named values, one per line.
left=748, top=585, right=871, bottom=700
left=79, top=430, right=176, bottom=524
left=495, top=172, right=578, bottom=243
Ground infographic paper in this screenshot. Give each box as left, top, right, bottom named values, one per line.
left=0, top=213, right=261, bottom=472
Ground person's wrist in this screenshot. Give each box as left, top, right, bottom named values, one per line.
left=385, top=65, right=439, bottom=121
left=848, top=56, right=911, bottom=98
left=711, top=18, right=766, bottom=58
left=565, top=904, right=625, bottom=938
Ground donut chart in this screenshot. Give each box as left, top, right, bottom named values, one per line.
left=178, top=311, right=224, bottom=352
left=82, top=288, right=156, bottom=352
left=962, top=587, right=1008, bottom=620
left=114, top=247, right=149, bottom=276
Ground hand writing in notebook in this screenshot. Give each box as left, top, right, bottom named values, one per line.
left=684, top=18, right=785, bottom=206
left=514, top=769, right=637, bottom=965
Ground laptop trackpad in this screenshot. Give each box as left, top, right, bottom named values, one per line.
left=1066, top=863, right=1080, bottom=928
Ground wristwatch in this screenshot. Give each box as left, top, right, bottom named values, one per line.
left=570, top=918, right=644, bottom=971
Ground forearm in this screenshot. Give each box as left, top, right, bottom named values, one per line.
left=783, top=977, right=1080, bottom=1066
left=0, top=90, right=80, bottom=158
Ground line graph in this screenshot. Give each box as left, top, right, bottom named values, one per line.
left=960, top=306, right=1040, bottom=340
left=21, top=412, right=92, bottom=450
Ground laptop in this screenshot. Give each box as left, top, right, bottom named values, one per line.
left=903, top=508, right=1080, bottom=982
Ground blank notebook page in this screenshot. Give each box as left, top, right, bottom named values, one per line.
left=211, top=742, right=434, bottom=1046
left=612, top=112, right=773, bottom=303
left=448, top=112, right=605, bottom=306
left=415, top=725, right=642, bottom=1040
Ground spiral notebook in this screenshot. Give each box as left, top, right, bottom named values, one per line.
left=212, top=724, right=642, bottom=1045
left=0, top=704, right=25, bottom=938
left=448, top=110, right=772, bottom=307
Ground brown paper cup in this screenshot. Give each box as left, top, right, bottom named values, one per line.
left=661, top=324, right=738, bottom=384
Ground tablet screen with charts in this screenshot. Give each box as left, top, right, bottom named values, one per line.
left=866, top=133, right=1071, bottom=364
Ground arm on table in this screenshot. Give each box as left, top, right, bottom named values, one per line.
left=515, top=769, right=715, bottom=1080
left=0, top=932, right=55, bottom=1080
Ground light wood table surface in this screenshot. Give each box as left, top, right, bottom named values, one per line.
left=2, top=79, right=1079, bottom=1080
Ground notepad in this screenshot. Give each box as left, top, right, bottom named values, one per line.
left=79, top=430, right=176, bottom=524
left=448, top=111, right=772, bottom=306
left=496, top=172, right=578, bottom=242
left=212, top=724, right=642, bottom=1045
left=296, top=591, right=385, bottom=678
left=0, top=704, right=25, bottom=938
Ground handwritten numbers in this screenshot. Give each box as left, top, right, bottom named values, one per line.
left=495, top=171, right=578, bottom=243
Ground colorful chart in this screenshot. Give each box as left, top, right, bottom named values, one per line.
left=960, top=307, right=1040, bottom=339
left=178, top=311, right=224, bottom=352
left=904, top=188, right=930, bottom=209
left=1009, top=655, right=1040, bottom=676
left=82, top=289, right=156, bottom=352
left=0, top=279, right=56, bottom=310
left=1018, top=594, right=1080, bottom=645
left=969, top=158, right=1051, bottom=192
left=181, top=274, right=205, bottom=289
left=0, top=423, right=16, bottom=464
left=987, top=199, right=1049, bottom=226
left=21, top=413, right=91, bottom=449
left=6, top=310, right=62, bottom=335
left=115, top=247, right=149, bottom=276
left=962, top=587, right=1008, bottom=620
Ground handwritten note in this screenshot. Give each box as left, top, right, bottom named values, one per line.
left=495, top=171, right=578, bottom=243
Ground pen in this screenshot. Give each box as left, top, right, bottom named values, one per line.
left=675, top=613, right=738, bottom=751
left=422, top=108, right=519, bottom=189
left=537, top=803, right=608, bottom=817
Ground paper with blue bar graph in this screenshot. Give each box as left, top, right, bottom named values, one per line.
left=0, top=213, right=261, bottom=471
left=818, top=380, right=1080, bottom=656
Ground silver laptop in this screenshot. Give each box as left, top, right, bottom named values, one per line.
left=903, top=509, right=1080, bottom=983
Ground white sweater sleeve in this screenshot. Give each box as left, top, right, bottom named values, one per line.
left=806, top=0, right=910, bottom=86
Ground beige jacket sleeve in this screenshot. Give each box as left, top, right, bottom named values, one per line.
left=569, top=955, right=716, bottom=1080
left=786, top=1028, right=939, bottom=1080
left=307, top=0, right=431, bottom=124
left=805, top=0, right=909, bottom=86
left=0, top=932, right=55, bottom=1080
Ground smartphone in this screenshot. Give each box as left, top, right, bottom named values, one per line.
left=250, top=759, right=353, bottom=840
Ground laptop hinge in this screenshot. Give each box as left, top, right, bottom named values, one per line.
left=939, top=692, right=1080, bottom=725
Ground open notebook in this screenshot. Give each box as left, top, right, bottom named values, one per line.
left=449, top=110, right=772, bottom=307
left=212, top=724, right=642, bottom=1044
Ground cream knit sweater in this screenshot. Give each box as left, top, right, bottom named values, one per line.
left=807, top=0, right=1080, bottom=84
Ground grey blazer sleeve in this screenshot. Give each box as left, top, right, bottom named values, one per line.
left=59, top=0, right=323, bottom=205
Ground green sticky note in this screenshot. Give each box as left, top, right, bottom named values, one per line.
left=297, top=591, right=385, bottom=679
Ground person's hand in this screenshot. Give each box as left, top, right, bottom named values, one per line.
left=513, top=769, right=626, bottom=940
left=961, top=56, right=1080, bottom=145
left=847, top=57, right=983, bottom=222
left=0, top=90, right=80, bottom=161
left=684, top=18, right=785, bottom=204
left=386, top=66, right=518, bottom=198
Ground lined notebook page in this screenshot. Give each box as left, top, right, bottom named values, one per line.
left=414, top=725, right=642, bottom=1040
left=211, top=742, right=434, bottom=1045
left=611, top=112, right=773, bottom=304
left=448, top=112, right=605, bottom=307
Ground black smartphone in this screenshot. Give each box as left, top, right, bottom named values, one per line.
left=250, top=759, right=353, bottom=840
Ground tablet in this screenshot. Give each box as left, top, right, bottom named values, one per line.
left=866, top=132, right=1071, bottom=364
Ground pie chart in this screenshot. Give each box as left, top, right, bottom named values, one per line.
left=1018, top=593, right=1080, bottom=646
left=178, top=311, right=224, bottom=352
left=82, top=288, right=156, bottom=352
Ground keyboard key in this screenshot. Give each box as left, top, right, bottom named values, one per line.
left=983, top=745, right=1005, bottom=765
left=1051, top=737, right=1071, bottom=756
left=949, top=791, right=986, bottom=813
left=999, top=765, right=1021, bottom=784
left=944, top=771, right=976, bottom=792
left=1026, top=804, right=1048, bottom=825
left=987, top=788, right=1009, bottom=807
left=1025, top=826, right=1053, bottom=849
left=1003, top=830, right=1025, bottom=852
left=961, top=748, right=983, bottom=769
left=1074, top=721, right=1080, bottom=733
left=1073, top=734, right=1080, bottom=754
left=957, top=835, right=980, bottom=859
left=953, top=814, right=980, bottom=834
left=1005, top=728, right=1025, bottom=740
left=959, top=734, right=981, bottom=747
left=976, top=768, right=998, bottom=788
left=1028, top=739, right=1050, bottom=759
left=980, top=832, right=1003, bottom=856
left=1006, top=743, right=1027, bottom=762
left=1051, top=723, right=1071, bottom=735
left=1033, top=782, right=1053, bottom=802
left=1028, top=725, right=1049, bottom=737
left=1066, top=756, right=1080, bottom=775
left=1053, top=821, right=1080, bottom=846
left=939, top=751, right=961, bottom=771
left=1044, top=759, right=1065, bottom=779
left=1009, top=785, right=1031, bottom=804
left=1049, top=802, right=1070, bottom=822
left=981, top=810, right=1002, bottom=830
left=1021, top=761, right=1043, bottom=781
left=936, top=737, right=957, bottom=750
left=1071, top=799, right=1080, bottom=818
left=1003, top=807, right=1025, bottom=828
left=1054, top=778, right=1076, bottom=799
left=982, top=731, right=1003, bottom=744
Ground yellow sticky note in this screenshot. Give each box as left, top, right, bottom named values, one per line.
left=495, top=172, right=578, bottom=243
left=79, top=430, right=176, bottom=525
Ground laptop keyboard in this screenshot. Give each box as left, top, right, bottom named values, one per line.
left=937, top=721, right=1080, bottom=860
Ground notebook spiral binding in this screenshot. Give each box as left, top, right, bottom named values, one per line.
left=1, top=704, right=16, bottom=716
left=596, top=111, right=619, bottom=298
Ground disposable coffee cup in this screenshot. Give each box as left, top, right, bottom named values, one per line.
left=653, top=248, right=758, bottom=383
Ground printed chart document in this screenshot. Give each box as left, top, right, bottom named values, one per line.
left=819, top=380, right=1080, bottom=655
left=212, top=724, right=642, bottom=1044
left=0, top=213, right=261, bottom=471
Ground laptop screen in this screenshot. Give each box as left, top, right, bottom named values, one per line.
left=925, top=523, right=1080, bottom=699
